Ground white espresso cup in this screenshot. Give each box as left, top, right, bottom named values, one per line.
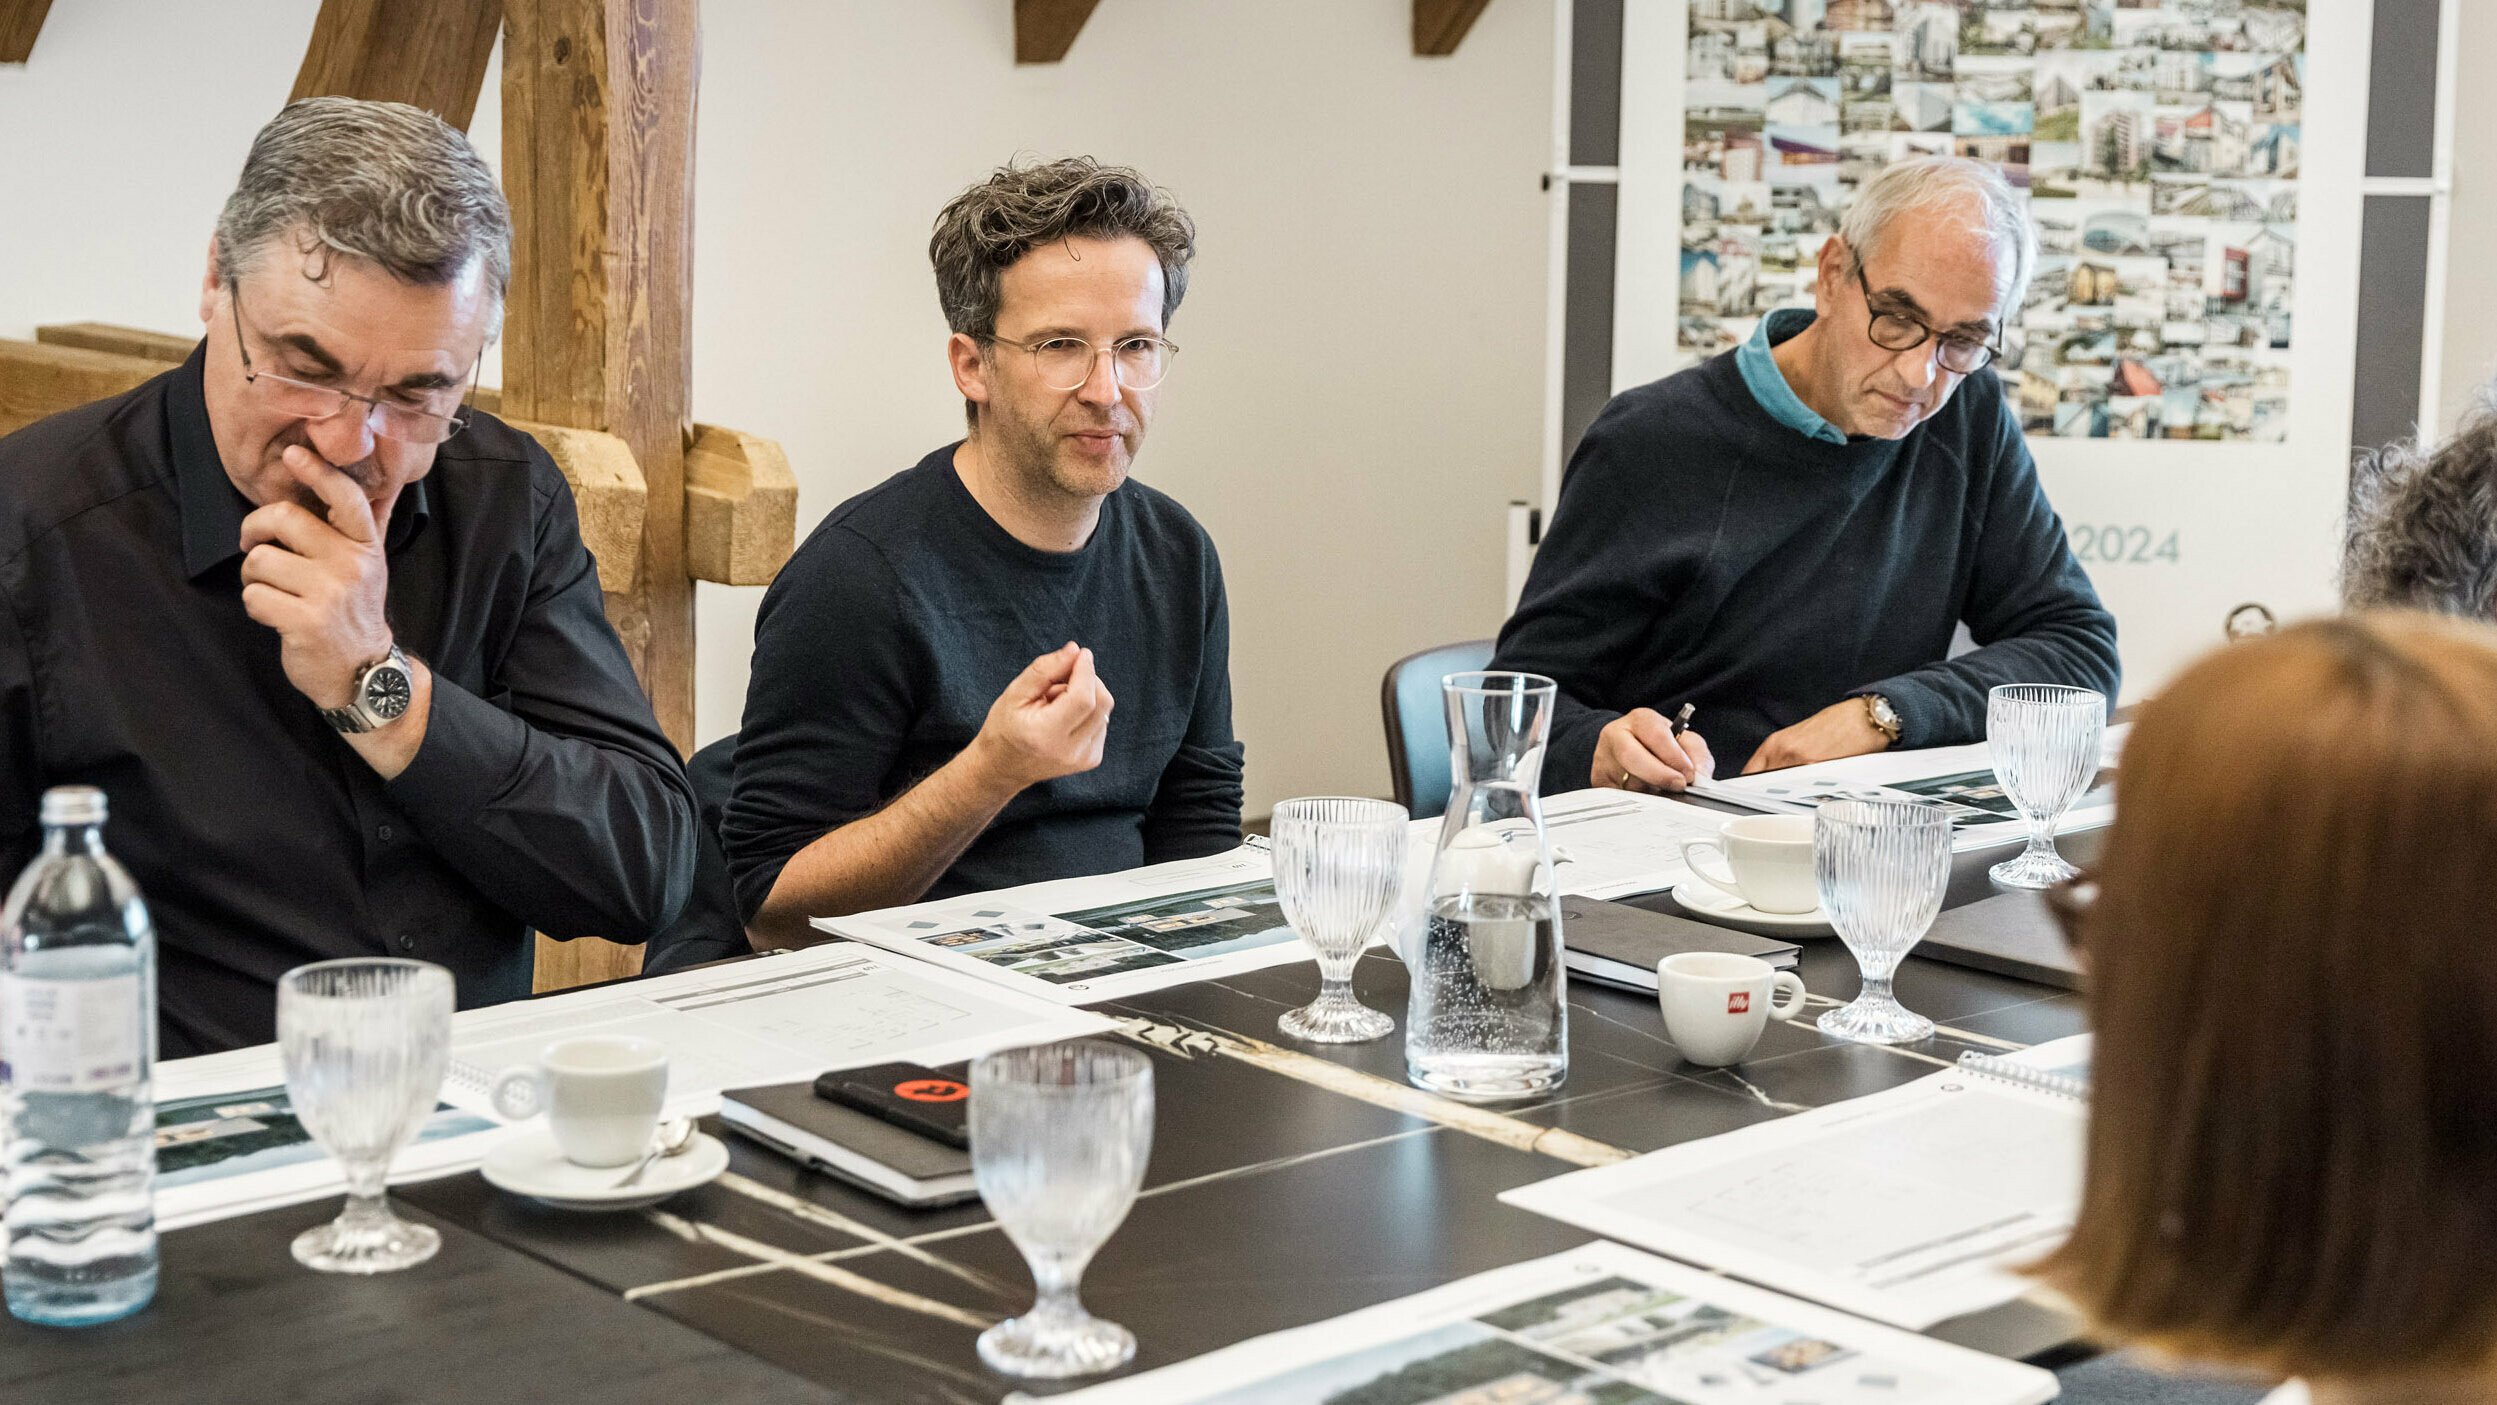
left=489, top=1035, right=667, bottom=1167
left=1657, top=951, right=1809, bottom=1067
left=1680, top=813, right=1819, bottom=914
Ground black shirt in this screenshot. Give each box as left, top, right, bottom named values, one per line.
left=1492, top=337, right=2120, bottom=786
left=724, top=444, right=1244, bottom=920
left=0, top=348, right=698, bottom=1055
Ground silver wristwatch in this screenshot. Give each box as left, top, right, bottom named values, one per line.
left=321, top=645, right=415, bottom=734
left=1860, top=693, right=1901, bottom=744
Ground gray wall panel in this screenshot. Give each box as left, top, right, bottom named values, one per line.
left=1561, top=181, right=1619, bottom=467
left=1570, top=0, right=1624, bottom=168
left=2367, top=0, right=2440, bottom=178
left=2352, top=194, right=2433, bottom=453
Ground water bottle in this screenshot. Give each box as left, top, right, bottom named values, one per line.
left=1407, top=672, right=1568, bottom=1100
left=2, top=786, right=157, bottom=1325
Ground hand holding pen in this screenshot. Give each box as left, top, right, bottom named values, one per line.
left=1591, top=699, right=1716, bottom=794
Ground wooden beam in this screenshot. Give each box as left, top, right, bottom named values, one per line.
left=1414, top=0, right=1494, bottom=56
left=0, top=0, right=51, bottom=64
left=504, top=0, right=700, bottom=992
left=684, top=424, right=797, bottom=586
left=39, top=320, right=510, bottom=412
left=503, top=420, right=646, bottom=592
left=1015, top=0, right=1099, bottom=64
left=0, top=343, right=640, bottom=586
left=290, top=0, right=505, bottom=130
left=0, top=340, right=159, bottom=439
left=36, top=323, right=198, bottom=364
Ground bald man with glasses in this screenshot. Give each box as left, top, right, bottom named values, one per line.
left=0, top=99, right=696, bottom=1054
left=1493, top=157, right=2119, bottom=792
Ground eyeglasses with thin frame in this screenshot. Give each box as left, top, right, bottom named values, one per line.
left=984, top=333, right=1179, bottom=393
left=1851, top=257, right=2002, bottom=375
left=229, top=284, right=480, bottom=445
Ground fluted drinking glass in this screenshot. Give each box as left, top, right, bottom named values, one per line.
left=1815, top=801, right=1952, bottom=1045
left=1987, top=684, right=2107, bottom=889
left=972, top=1040, right=1154, bottom=1379
left=1271, top=797, right=1408, bottom=1043
left=277, top=959, right=454, bottom=1273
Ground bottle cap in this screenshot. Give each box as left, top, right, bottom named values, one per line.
left=39, top=785, right=106, bottom=827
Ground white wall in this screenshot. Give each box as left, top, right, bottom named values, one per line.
left=0, top=1, right=1555, bottom=818
left=2439, top=0, right=2497, bottom=434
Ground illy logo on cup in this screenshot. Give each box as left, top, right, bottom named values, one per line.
left=1726, top=992, right=1751, bottom=1015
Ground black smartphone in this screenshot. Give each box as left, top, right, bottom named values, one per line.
left=812, top=1062, right=971, bottom=1149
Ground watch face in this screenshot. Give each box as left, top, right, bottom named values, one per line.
left=364, top=664, right=413, bottom=721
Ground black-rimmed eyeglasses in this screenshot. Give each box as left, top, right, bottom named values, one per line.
left=230, top=284, right=479, bottom=445
left=1852, top=259, right=2001, bottom=375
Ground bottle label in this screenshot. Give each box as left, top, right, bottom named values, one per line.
left=1, top=973, right=142, bottom=1094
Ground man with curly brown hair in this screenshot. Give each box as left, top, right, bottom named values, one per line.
left=725, top=158, right=1243, bottom=944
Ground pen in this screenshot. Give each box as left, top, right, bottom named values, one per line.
left=1670, top=703, right=1696, bottom=736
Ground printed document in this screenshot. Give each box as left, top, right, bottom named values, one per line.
left=1027, top=1241, right=2056, bottom=1405
left=145, top=942, right=1106, bottom=1228
left=1500, top=1066, right=2087, bottom=1330
left=816, top=846, right=1312, bottom=1004
left=1689, top=725, right=2127, bottom=852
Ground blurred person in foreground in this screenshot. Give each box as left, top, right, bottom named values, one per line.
left=2039, top=611, right=2497, bottom=1405
left=1492, top=156, right=2116, bottom=792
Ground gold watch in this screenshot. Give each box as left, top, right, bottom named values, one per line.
left=1860, top=693, right=1901, bottom=744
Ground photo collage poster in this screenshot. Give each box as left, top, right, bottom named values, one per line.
left=1681, top=0, right=2306, bottom=441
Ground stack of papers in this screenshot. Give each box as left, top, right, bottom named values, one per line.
left=1032, top=1241, right=2057, bottom=1404
left=1498, top=1038, right=2095, bottom=1331
left=1689, top=725, right=2127, bottom=853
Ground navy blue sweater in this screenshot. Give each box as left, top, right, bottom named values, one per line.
left=1492, top=345, right=2119, bottom=790
left=723, top=445, right=1245, bottom=920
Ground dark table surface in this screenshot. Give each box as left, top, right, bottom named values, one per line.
left=0, top=824, right=2275, bottom=1405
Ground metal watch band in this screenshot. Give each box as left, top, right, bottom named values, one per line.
left=321, top=646, right=411, bottom=734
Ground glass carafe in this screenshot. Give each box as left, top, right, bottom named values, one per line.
left=1405, top=672, right=1568, bottom=1101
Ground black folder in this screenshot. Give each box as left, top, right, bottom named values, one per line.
left=1559, top=895, right=1801, bottom=993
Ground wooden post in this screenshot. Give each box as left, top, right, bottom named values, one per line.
left=1014, top=0, right=1100, bottom=64
left=1414, top=0, right=1495, bottom=56
left=291, top=0, right=505, bottom=128
left=0, top=0, right=51, bottom=64
left=502, top=0, right=701, bottom=989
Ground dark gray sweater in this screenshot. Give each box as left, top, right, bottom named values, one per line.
left=1492, top=344, right=2119, bottom=789
left=724, top=445, right=1244, bottom=920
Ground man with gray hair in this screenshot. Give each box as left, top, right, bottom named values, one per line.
left=0, top=98, right=698, bottom=1053
left=726, top=157, right=1242, bottom=941
left=2342, top=397, right=2497, bottom=618
left=1494, top=156, right=2119, bottom=789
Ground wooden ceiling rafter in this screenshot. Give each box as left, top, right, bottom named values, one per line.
left=1015, top=0, right=1100, bottom=64
left=0, top=0, right=50, bottom=64
left=1414, top=0, right=1495, bottom=57
left=291, top=0, right=505, bottom=129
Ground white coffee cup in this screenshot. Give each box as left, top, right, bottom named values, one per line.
left=489, top=1035, right=667, bottom=1168
left=1658, top=951, right=1808, bottom=1067
left=1680, top=813, right=1819, bottom=914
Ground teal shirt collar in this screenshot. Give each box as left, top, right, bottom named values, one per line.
left=1736, top=308, right=1846, bottom=445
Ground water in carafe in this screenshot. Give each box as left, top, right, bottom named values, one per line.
left=1407, top=673, right=1567, bottom=1100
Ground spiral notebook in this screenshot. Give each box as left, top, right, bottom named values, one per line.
left=1958, top=1034, right=2092, bottom=1101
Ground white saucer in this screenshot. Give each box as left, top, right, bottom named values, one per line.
left=480, top=1127, right=729, bottom=1212
left=1670, top=880, right=1837, bottom=937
